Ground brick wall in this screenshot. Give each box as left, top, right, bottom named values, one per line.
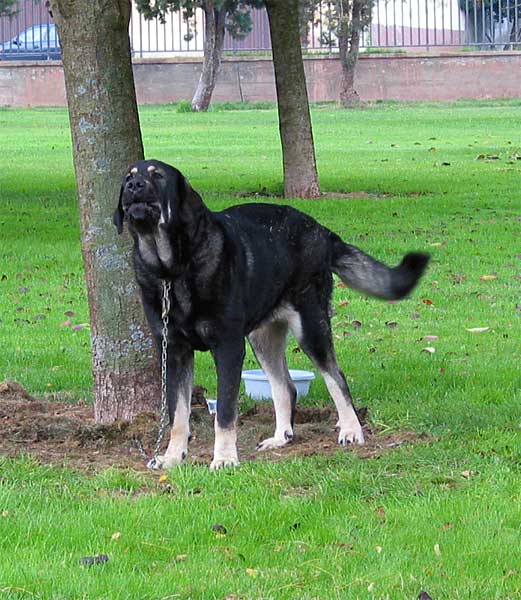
left=1, top=52, right=520, bottom=108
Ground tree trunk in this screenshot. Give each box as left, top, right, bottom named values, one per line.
left=265, top=0, right=320, bottom=199
left=51, top=0, right=160, bottom=423
left=191, top=5, right=227, bottom=112
left=339, top=0, right=361, bottom=107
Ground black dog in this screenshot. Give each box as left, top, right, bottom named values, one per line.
left=114, top=159, right=429, bottom=469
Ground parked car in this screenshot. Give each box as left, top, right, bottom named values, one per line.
left=0, top=23, right=60, bottom=60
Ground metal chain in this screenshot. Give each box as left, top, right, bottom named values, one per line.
left=135, top=279, right=172, bottom=470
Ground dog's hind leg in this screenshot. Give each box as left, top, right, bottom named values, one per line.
left=156, top=345, right=194, bottom=469
left=249, top=321, right=297, bottom=451
left=210, top=339, right=245, bottom=470
left=291, top=300, right=364, bottom=447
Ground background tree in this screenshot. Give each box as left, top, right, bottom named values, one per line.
left=137, top=0, right=263, bottom=111
left=313, top=0, right=373, bottom=106
left=264, top=0, right=320, bottom=198
left=337, top=0, right=373, bottom=106
left=50, top=0, right=160, bottom=423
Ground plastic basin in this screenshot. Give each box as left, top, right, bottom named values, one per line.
left=241, top=369, right=315, bottom=401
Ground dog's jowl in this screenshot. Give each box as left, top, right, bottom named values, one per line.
left=114, top=160, right=429, bottom=469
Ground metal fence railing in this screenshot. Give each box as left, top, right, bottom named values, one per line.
left=1, top=0, right=520, bottom=60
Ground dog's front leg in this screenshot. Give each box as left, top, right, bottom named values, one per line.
left=210, top=339, right=245, bottom=470
left=156, top=342, right=194, bottom=469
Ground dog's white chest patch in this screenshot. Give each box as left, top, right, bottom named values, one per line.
left=155, top=226, right=173, bottom=267
left=137, top=228, right=173, bottom=269
left=138, top=235, right=160, bottom=267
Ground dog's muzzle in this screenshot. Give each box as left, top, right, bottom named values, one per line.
left=123, top=176, right=160, bottom=221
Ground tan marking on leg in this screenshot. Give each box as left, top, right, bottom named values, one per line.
left=256, top=378, right=294, bottom=451
left=210, top=419, right=239, bottom=470
left=322, top=372, right=364, bottom=445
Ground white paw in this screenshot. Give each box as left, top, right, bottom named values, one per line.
left=210, top=456, right=240, bottom=470
left=155, top=449, right=187, bottom=469
left=256, top=431, right=293, bottom=452
left=338, top=424, right=365, bottom=446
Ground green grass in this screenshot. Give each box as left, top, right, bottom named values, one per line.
left=0, top=100, right=520, bottom=599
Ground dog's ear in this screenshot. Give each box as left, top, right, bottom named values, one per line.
left=113, top=184, right=125, bottom=234
left=178, top=177, right=205, bottom=225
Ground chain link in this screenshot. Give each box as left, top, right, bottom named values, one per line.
left=135, top=279, right=172, bottom=470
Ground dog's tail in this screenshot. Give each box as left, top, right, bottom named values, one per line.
left=330, top=233, right=430, bottom=301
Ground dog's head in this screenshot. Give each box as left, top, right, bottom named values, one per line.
left=113, top=159, right=204, bottom=234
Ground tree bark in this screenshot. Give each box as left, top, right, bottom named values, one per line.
left=339, top=0, right=362, bottom=107
left=265, top=0, right=320, bottom=198
left=51, top=0, right=160, bottom=423
left=191, top=4, right=227, bottom=112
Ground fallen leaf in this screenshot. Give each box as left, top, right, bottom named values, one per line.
left=367, top=582, right=375, bottom=592
left=2, top=511, right=9, bottom=518
left=434, top=543, right=441, bottom=556
left=339, top=300, right=349, bottom=307
left=174, top=554, right=187, bottom=562
left=337, top=282, right=348, bottom=288
left=60, top=320, right=72, bottom=328
left=465, top=327, right=490, bottom=333
left=211, top=524, right=227, bottom=536
left=159, top=474, right=168, bottom=483
left=351, top=320, right=362, bottom=328
left=79, top=555, right=109, bottom=567
left=376, top=545, right=383, bottom=554
left=424, top=335, right=438, bottom=341
left=461, top=470, right=474, bottom=479
left=422, top=299, right=434, bottom=305
left=385, top=321, right=397, bottom=329
left=422, top=347, right=436, bottom=354
left=452, top=273, right=467, bottom=284
left=111, top=532, right=122, bottom=541
left=246, top=568, right=259, bottom=578
left=480, top=275, right=497, bottom=281
left=442, top=522, right=454, bottom=531
left=64, top=311, right=76, bottom=317
left=418, top=592, right=433, bottom=600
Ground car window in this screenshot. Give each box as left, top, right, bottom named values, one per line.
left=48, top=26, right=58, bottom=46
left=9, top=24, right=58, bottom=50
left=17, top=27, right=42, bottom=47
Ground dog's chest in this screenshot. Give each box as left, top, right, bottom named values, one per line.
left=138, top=229, right=173, bottom=269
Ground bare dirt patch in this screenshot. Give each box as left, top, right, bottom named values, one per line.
left=0, top=381, right=427, bottom=472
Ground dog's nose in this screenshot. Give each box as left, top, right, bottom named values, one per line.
left=125, top=176, right=146, bottom=199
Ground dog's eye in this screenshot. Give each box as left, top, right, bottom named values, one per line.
left=153, top=171, right=164, bottom=180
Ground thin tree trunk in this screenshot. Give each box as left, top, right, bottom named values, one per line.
left=339, top=0, right=361, bottom=107
left=51, top=0, right=160, bottom=423
left=265, top=0, right=320, bottom=199
left=191, top=5, right=227, bottom=112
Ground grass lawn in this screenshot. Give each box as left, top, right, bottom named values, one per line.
left=0, top=100, right=520, bottom=599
